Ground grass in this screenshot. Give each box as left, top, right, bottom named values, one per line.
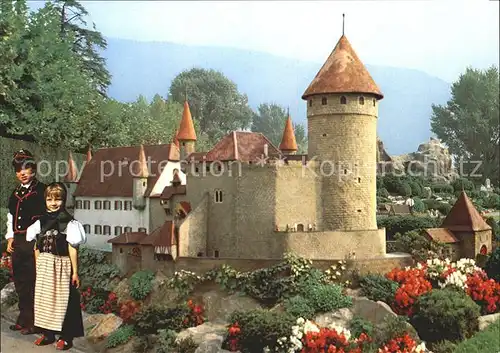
left=453, top=319, right=500, bottom=353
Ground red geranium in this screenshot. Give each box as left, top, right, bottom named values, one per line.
left=386, top=268, right=432, bottom=316
left=466, top=271, right=500, bottom=314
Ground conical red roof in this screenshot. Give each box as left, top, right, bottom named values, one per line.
left=441, top=191, right=491, bottom=232
left=86, top=145, right=92, bottom=162
left=64, top=152, right=78, bottom=182
left=302, top=35, right=383, bottom=100
left=133, top=144, right=149, bottom=178
left=177, top=101, right=197, bottom=141
left=279, top=116, right=298, bottom=152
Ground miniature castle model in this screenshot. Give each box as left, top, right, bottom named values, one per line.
left=70, top=29, right=394, bottom=267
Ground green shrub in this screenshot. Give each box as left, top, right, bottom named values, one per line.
left=411, top=288, right=481, bottom=344
left=397, top=182, right=412, bottom=197
left=283, top=295, right=315, bottom=319
left=485, top=217, right=499, bottom=241
left=155, top=329, right=177, bottom=353
left=301, top=283, right=352, bottom=313
left=359, top=274, right=398, bottom=305
left=453, top=319, right=500, bottom=353
left=79, top=246, right=121, bottom=290
left=377, top=215, right=440, bottom=239
left=349, top=316, right=374, bottom=338
left=413, top=197, right=426, bottom=213
left=370, top=315, right=419, bottom=349
left=431, top=183, right=454, bottom=194
left=423, top=199, right=452, bottom=216
left=225, top=310, right=296, bottom=353
left=129, top=270, right=155, bottom=300
left=484, top=247, right=500, bottom=282
left=482, top=194, right=500, bottom=209
left=377, top=187, right=389, bottom=198
left=393, top=230, right=450, bottom=262
left=409, top=181, right=423, bottom=197
left=133, top=304, right=190, bottom=335
left=106, top=325, right=135, bottom=348
left=0, top=267, right=11, bottom=290
left=452, top=178, right=475, bottom=193
left=381, top=175, right=404, bottom=194
left=175, top=337, right=197, bottom=353
left=428, top=340, right=457, bottom=353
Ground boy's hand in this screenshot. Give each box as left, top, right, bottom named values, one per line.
left=72, top=273, right=80, bottom=288
left=7, top=239, right=14, bottom=253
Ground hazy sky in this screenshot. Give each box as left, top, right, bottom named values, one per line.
left=29, top=0, right=499, bottom=82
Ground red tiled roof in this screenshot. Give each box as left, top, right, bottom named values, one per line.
left=441, top=191, right=492, bottom=232
left=74, top=143, right=179, bottom=197
left=160, top=185, right=186, bottom=200
left=64, top=152, right=78, bottom=182
left=107, top=231, right=148, bottom=245
left=302, top=35, right=383, bottom=100
left=179, top=201, right=191, bottom=214
left=140, top=221, right=176, bottom=247
left=200, top=131, right=281, bottom=162
left=173, top=129, right=180, bottom=148
left=424, top=228, right=459, bottom=244
left=279, top=116, right=298, bottom=152
left=177, top=101, right=197, bottom=141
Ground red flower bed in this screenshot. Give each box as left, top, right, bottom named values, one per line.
left=118, top=299, right=142, bottom=323
left=378, top=333, right=422, bottom=353
left=183, top=299, right=205, bottom=327
left=301, top=328, right=371, bottom=353
left=466, top=271, right=500, bottom=314
left=80, top=286, right=119, bottom=314
left=386, top=268, right=432, bottom=316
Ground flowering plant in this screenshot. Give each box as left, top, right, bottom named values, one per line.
left=183, top=299, right=205, bottom=327
left=0, top=252, right=13, bottom=280
left=80, top=286, right=119, bottom=314
left=378, top=333, right=427, bottom=353
left=118, top=299, right=142, bottom=323
left=465, top=270, right=500, bottom=314
left=386, top=268, right=432, bottom=316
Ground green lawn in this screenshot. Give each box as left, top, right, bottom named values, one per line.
left=453, top=319, right=500, bottom=353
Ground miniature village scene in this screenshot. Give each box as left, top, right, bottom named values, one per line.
left=1, top=1, right=499, bottom=353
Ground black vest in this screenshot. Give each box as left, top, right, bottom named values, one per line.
left=7, top=179, right=46, bottom=235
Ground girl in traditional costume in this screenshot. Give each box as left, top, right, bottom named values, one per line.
left=26, top=182, right=86, bottom=350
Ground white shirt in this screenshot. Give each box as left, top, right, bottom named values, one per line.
left=26, top=219, right=87, bottom=247
left=4, top=182, right=33, bottom=240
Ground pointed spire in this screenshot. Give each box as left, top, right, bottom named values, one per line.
left=279, top=114, right=298, bottom=152
left=173, top=129, right=180, bottom=148
left=302, top=30, right=383, bottom=100
left=342, top=13, right=345, bottom=36
left=64, top=151, right=78, bottom=182
left=177, top=100, right=197, bottom=141
left=86, top=145, right=92, bottom=163
left=441, top=191, right=491, bottom=231
left=134, top=144, right=149, bottom=178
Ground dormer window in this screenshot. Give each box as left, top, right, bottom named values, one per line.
left=340, top=96, right=347, bottom=104
left=359, top=96, right=365, bottom=105
left=321, top=97, right=327, bottom=105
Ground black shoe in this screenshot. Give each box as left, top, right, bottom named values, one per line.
left=20, top=327, right=36, bottom=335
left=9, top=324, right=23, bottom=331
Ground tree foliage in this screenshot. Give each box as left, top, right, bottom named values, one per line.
left=430, top=66, right=499, bottom=186
left=168, top=68, right=255, bottom=146
left=251, top=103, right=307, bottom=153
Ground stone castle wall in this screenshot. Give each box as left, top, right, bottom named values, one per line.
left=307, top=93, right=379, bottom=231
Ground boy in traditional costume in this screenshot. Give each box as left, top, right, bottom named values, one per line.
left=26, top=182, right=86, bottom=350
left=5, top=149, right=46, bottom=335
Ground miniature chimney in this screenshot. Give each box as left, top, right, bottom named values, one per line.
left=263, top=144, right=269, bottom=158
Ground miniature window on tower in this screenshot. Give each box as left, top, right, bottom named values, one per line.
left=309, top=100, right=313, bottom=107
left=321, top=97, right=327, bottom=105
left=340, top=96, right=347, bottom=104
left=373, top=99, right=376, bottom=106
left=359, top=96, right=365, bottom=105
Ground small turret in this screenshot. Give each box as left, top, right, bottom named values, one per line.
left=279, top=112, right=298, bottom=155
left=177, top=101, right=197, bottom=160
left=86, top=145, right=92, bottom=163
left=64, top=152, right=78, bottom=210
left=132, top=144, right=149, bottom=210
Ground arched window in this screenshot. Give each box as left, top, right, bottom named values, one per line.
left=359, top=96, right=365, bottom=105
left=340, top=96, right=347, bottom=104
left=321, top=97, right=327, bottom=105
left=373, top=99, right=376, bottom=106
left=480, top=245, right=488, bottom=255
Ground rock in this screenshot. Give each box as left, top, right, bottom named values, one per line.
left=113, top=278, right=132, bottom=302
left=147, top=271, right=180, bottom=307
left=479, top=313, right=500, bottom=331
left=176, top=322, right=228, bottom=346
left=194, top=335, right=225, bottom=353
left=202, top=290, right=262, bottom=322
left=314, top=308, right=353, bottom=329
left=86, top=313, right=123, bottom=343
left=351, top=297, right=397, bottom=326
left=423, top=187, right=432, bottom=198
left=0, top=282, right=16, bottom=307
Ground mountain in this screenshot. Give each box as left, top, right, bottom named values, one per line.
left=101, top=37, right=451, bottom=155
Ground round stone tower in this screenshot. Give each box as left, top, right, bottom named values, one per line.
left=302, top=34, right=384, bottom=231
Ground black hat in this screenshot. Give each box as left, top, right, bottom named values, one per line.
left=12, top=149, right=37, bottom=172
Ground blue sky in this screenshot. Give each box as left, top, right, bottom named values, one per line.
left=28, top=0, right=499, bottom=83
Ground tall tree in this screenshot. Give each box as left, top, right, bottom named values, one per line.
left=51, top=0, right=111, bottom=95
left=430, top=66, right=499, bottom=186
left=168, top=68, right=254, bottom=146
left=252, top=103, right=307, bottom=153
